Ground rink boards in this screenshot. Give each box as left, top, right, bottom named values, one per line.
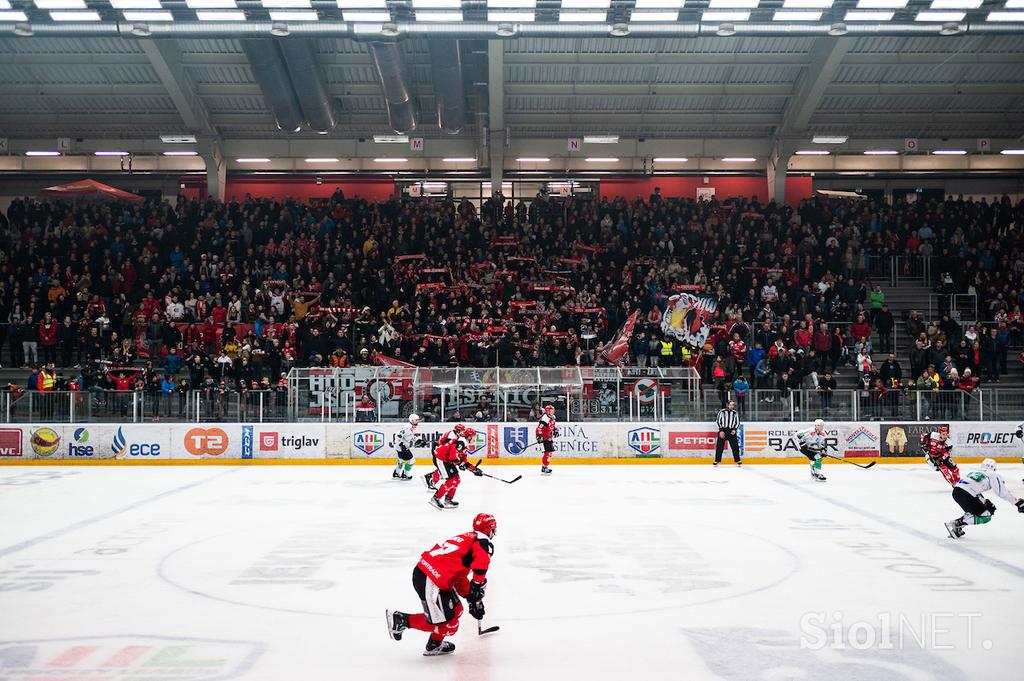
left=0, top=420, right=1020, bottom=463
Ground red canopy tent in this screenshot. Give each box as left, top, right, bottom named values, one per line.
left=38, top=179, right=144, bottom=202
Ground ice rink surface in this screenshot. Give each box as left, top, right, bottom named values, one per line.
left=2, top=462, right=1022, bottom=681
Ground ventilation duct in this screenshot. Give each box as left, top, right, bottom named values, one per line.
left=279, top=39, right=337, bottom=134
left=241, top=39, right=304, bottom=133
left=367, top=41, right=417, bottom=134
left=428, top=40, right=466, bottom=134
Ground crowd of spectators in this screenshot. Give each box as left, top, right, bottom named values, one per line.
left=1, top=188, right=1023, bottom=416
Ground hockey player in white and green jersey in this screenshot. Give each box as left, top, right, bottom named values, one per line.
left=796, top=419, right=829, bottom=482
left=392, top=414, right=424, bottom=481
left=945, top=458, right=1024, bottom=538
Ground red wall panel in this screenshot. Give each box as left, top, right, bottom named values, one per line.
left=599, top=175, right=814, bottom=206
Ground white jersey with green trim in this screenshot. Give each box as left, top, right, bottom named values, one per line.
left=395, top=425, right=419, bottom=450
left=955, top=469, right=1019, bottom=505
left=796, top=428, right=828, bottom=453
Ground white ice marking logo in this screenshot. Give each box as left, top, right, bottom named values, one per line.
left=0, top=636, right=264, bottom=680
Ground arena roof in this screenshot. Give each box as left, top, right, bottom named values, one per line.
left=0, top=2, right=1022, bottom=185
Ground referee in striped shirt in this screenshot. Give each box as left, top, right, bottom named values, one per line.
left=715, top=400, right=741, bottom=466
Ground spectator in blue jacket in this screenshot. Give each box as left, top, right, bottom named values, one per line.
left=746, top=342, right=766, bottom=388
left=732, top=374, right=750, bottom=412
left=164, top=347, right=183, bottom=375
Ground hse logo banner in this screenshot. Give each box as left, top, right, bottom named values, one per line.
left=67, top=427, right=95, bottom=457
left=183, top=427, right=229, bottom=457
left=113, top=427, right=163, bottom=458
left=354, top=430, right=385, bottom=456
left=0, top=635, right=264, bottom=681
left=668, top=430, right=718, bottom=453
left=0, top=428, right=22, bottom=457
left=30, top=427, right=61, bottom=457
left=503, top=426, right=531, bottom=455
left=628, top=427, right=661, bottom=456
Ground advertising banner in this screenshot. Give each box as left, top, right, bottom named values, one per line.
left=665, top=424, right=719, bottom=457
left=879, top=422, right=946, bottom=457
left=740, top=422, right=881, bottom=458
left=948, top=421, right=1021, bottom=458
left=344, top=423, right=498, bottom=460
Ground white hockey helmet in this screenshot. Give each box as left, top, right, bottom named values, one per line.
left=813, top=418, right=825, bottom=429
left=408, top=413, right=421, bottom=425
left=980, top=458, right=997, bottom=472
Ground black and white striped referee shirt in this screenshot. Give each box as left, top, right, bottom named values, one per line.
left=716, top=409, right=740, bottom=431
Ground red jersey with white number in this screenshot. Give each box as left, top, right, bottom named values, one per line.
left=921, top=432, right=953, bottom=460
left=437, top=429, right=459, bottom=448
left=436, top=435, right=468, bottom=463
left=536, top=414, right=557, bottom=441
left=418, top=531, right=493, bottom=592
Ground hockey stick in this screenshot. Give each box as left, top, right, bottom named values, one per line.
left=471, top=459, right=523, bottom=485
left=478, top=621, right=500, bottom=635
left=823, top=453, right=876, bottom=469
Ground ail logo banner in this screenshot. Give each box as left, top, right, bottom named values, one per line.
left=184, top=427, right=229, bottom=457
left=354, top=430, right=385, bottom=456
left=0, top=428, right=22, bottom=457
left=627, top=427, right=661, bottom=456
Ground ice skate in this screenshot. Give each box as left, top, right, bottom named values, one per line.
left=541, top=466, right=552, bottom=475
left=443, top=497, right=459, bottom=508
left=385, top=610, right=408, bottom=641
left=428, top=495, right=445, bottom=510
left=423, top=640, right=455, bottom=656
left=400, top=472, right=412, bottom=481
left=944, top=519, right=965, bottom=539
left=392, top=470, right=401, bottom=480
left=423, top=473, right=436, bottom=490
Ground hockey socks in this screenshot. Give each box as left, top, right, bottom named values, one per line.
left=542, top=452, right=552, bottom=467
left=961, top=512, right=993, bottom=526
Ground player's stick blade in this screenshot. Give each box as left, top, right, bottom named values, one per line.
left=479, top=625, right=500, bottom=635
left=508, top=475, right=522, bottom=484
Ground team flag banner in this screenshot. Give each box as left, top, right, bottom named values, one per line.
left=661, top=293, right=718, bottom=349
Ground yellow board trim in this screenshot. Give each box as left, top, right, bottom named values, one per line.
left=1, top=456, right=1018, bottom=466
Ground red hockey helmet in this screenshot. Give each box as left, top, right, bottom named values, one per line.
left=544, top=404, right=555, bottom=414
left=462, top=427, right=477, bottom=439
left=473, top=513, right=497, bottom=539
left=453, top=424, right=466, bottom=434
left=938, top=425, right=950, bottom=435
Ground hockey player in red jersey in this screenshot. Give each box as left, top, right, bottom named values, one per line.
left=424, top=424, right=466, bottom=491
left=537, top=404, right=558, bottom=475
left=386, top=513, right=496, bottom=656
left=428, top=427, right=483, bottom=510
left=921, top=425, right=960, bottom=485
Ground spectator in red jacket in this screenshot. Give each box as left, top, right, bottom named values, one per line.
left=850, top=313, right=873, bottom=355
left=38, top=312, right=59, bottom=365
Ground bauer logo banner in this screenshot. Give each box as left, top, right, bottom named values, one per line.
left=740, top=423, right=880, bottom=458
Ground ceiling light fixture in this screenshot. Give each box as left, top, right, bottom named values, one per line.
left=95, top=151, right=131, bottom=156
left=516, top=157, right=550, bottom=162
left=585, top=157, right=619, bottom=162
left=305, top=157, right=340, bottom=163
left=237, top=158, right=272, bottom=163
left=163, top=151, right=199, bottom=156
left=795, top=150, right=830, bottom=155
left=442, top=157, right=477, bottom=162
left=722, top=157, right=756, bottom=162
left=932, top=150, right=967, bottom=155
left=25, top=151, right=61, bottom=156
left=812, top=135, right=848, bottom=144
left=653, top=157, right=689, bottom=162
left=584, top=135, right=619, bottom=144
left=863, top=150, right=899, bottom=155
left=373, top=157, right=408, bottom=162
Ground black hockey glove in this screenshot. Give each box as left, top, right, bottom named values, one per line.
left=415, top=437, right=427, bottom=448
left=469, top=579, right=486, bottom=601
left=468, top=598, right=485, bottom=621
left=471, top=467, right=483, bottom=477
left=552, top=428, right=560, bottom=438
left=1016, top=499, right=1024, bottom=513
left=984, top=499, right=997, bottom=515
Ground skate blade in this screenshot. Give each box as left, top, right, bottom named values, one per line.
left=385, top=610, right=402, bottom=641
